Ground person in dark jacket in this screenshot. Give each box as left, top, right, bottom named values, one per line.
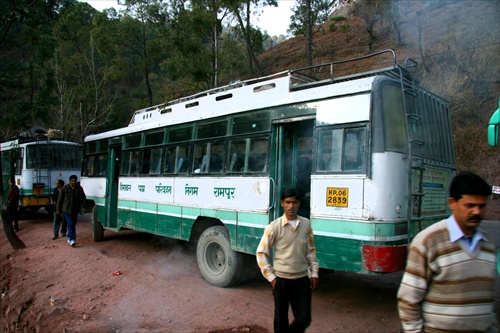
left=56, top=175, right=86, bottom=247
left=7, top=179, right=20, bottom=232
left=52, top=179, right=66, bottom=240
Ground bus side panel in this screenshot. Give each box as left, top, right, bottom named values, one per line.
left=158, top=204, right=182, bottom=238
left=235, top=212, right=270, bottom=254
left=311, top=177, right=365, bottom=219
left=181, top=207, right=200, bottom=240
left=117, top=199, right=136, bottom=229
left=315, top=236, right=363, bottom=272
left=135, top=202, right=158, bottom=232
left=312, top=218, right=408, bottom=273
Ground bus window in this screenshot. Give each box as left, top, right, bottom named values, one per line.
left=209, top=141, right=225, bottom=173
left=227, top=140, right=246, bottom=173
left=142, top=150, right=151, bottom=174
left=96, top=154, right=108, bottom=176
left=86, top=156, right=95, bottom=176
left=145, top=131, right=164, bottom=146
left=248, top=137, right=269, bottom=172
left=124, top=134, right=141, bottom=149
left=381, top=84, right=408, bottom=153
left=193, top=144, right=208, bottom=173
left=175, top=145, right=190, bottom=174
left=148, top=148, right=162, bottom=175
left=164, top=146, right=176, bottom=174
left=318, top=129, right=342, bottom=171
left=317, top=127, right=366, bottom=172
left=343, top=128, right=366, bottom=171
left=121, top=152, right=130, bottom=175
left=130, top=151, right=141, bottom=175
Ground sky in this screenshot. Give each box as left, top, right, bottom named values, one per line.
left=80, top=0, right=294, bottom=36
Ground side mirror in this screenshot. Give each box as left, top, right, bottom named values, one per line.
left=488, top=98, right=499, bottom=147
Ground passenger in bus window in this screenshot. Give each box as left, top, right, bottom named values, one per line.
left=256, top=188, right=319, bottom=333
left=397, top=172, right=496, bottom=333
left=52, top=179, right=66, bottom=240
left=7, top=179, right=20, bottom=232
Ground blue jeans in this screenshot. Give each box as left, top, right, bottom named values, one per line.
left=273, top=276, right=312, bottom=333
left=63, top=212, right=78, bottom=242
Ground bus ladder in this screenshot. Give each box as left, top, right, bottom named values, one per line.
left=34, top=138, right=51, bottom=202
left=397, top=60, right=426, bottom=245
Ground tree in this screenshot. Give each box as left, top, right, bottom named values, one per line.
left=0, top=0, right=64, bottom=135
left=223, top=0, right=277, bottom=76
left=289, top=0, right=331, bottom=66
left=0, top=149, right=26, bottom=250
left=52, top=2, right=115, bottom=141
left=351, top=0, right=388, bottom=50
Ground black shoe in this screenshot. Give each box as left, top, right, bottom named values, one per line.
left=52, top=236, right=58, bottom=240
left=61, top=233, right=66, bottom=237
left=14, top=228, right=19, bottom=232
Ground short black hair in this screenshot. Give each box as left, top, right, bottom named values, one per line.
left=69, top=174, right=78, bottom=181
left=449, top=172, right=491, bottom=201
left=57, top=179, right=65, bottom=186
left=281, top=188, right=302, bottom=201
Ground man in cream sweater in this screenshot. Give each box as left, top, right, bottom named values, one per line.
left=256, top=188, right=319, bottom=333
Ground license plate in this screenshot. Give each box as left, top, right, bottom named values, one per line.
left=326, top=187, right=348, bottom=207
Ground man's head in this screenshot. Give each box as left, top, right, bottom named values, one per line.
left=281, top=188, right=302, bottom=220
left=8, top=179, right=15, bottom=186
left=448, top=172, right=491, bottom=236
left=56, top=179, right=64, bottom=188
left=69, top=175, right=78, bottom=188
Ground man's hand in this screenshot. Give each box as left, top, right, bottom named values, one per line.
left=310, top=277, right=318, bottom=291
left=271, top=278, right=276, bottom=289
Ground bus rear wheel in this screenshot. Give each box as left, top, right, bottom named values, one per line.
left=91, top=206, right=104, bottom=242
left=196, top=226, right=243, bottom=288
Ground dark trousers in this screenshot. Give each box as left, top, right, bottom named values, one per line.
left=53, top=211, right=67, bottom=237
left=273, top=276, right=312, bottom=333
left=8, top=205, right=19, bottom=230
left=63, top=212, right=78, bottom=242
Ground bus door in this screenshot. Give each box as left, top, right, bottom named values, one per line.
left=272, top=118, right=314, bottom=220
left=105, top=145, right=121, bottom=229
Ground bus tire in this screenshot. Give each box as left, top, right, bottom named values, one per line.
left=91, top=206, right=104, bottom=242
left=196, top=226, right=243, bottom=288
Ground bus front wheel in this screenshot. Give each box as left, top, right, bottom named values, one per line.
left=91, top=206, right=104, bottom=242
left=196, top=226, right=243, bottom=288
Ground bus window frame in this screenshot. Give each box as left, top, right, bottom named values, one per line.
left=315, top=123, right=369, bottom=175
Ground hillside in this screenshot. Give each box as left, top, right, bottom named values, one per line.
left=258, top=0, right=500, bottom=218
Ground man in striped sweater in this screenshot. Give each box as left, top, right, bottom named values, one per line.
left=397, top=172, right=498, bottom=333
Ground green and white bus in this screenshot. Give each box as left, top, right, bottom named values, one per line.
left=81, top=50, right=456, bottom=287
left=1, top=127, right=82, bottom=215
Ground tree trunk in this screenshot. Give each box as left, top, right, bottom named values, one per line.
left=0, top=151, right=26, bottom=250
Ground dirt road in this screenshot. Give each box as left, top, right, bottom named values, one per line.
left=0, top=212, right=429, bottom=332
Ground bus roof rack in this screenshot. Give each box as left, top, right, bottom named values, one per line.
left=128, top=49, right=420, bottom=126
left=288, top=49, right=419, bottom=91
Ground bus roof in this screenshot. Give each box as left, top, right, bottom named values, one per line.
left=0, top=137, right=82, bottom=150
left=85, top=49, right=421, bottom=143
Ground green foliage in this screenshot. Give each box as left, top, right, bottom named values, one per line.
left=331, top=16, right=346, bottom=22
left=340, top=24, right=351, bottom=33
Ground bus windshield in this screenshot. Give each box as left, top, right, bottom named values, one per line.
left=26, top=144, right=82, bottom=169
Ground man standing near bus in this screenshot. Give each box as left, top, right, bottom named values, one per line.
left=7, top=179, right=20, bottom=232
left=397, top=172, right=497, bottom=332
left=256, top=188, right=319, bottom=333
left=52, top=179, right=66, bottom=240
left=56, top=175, right=86, bottom=247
